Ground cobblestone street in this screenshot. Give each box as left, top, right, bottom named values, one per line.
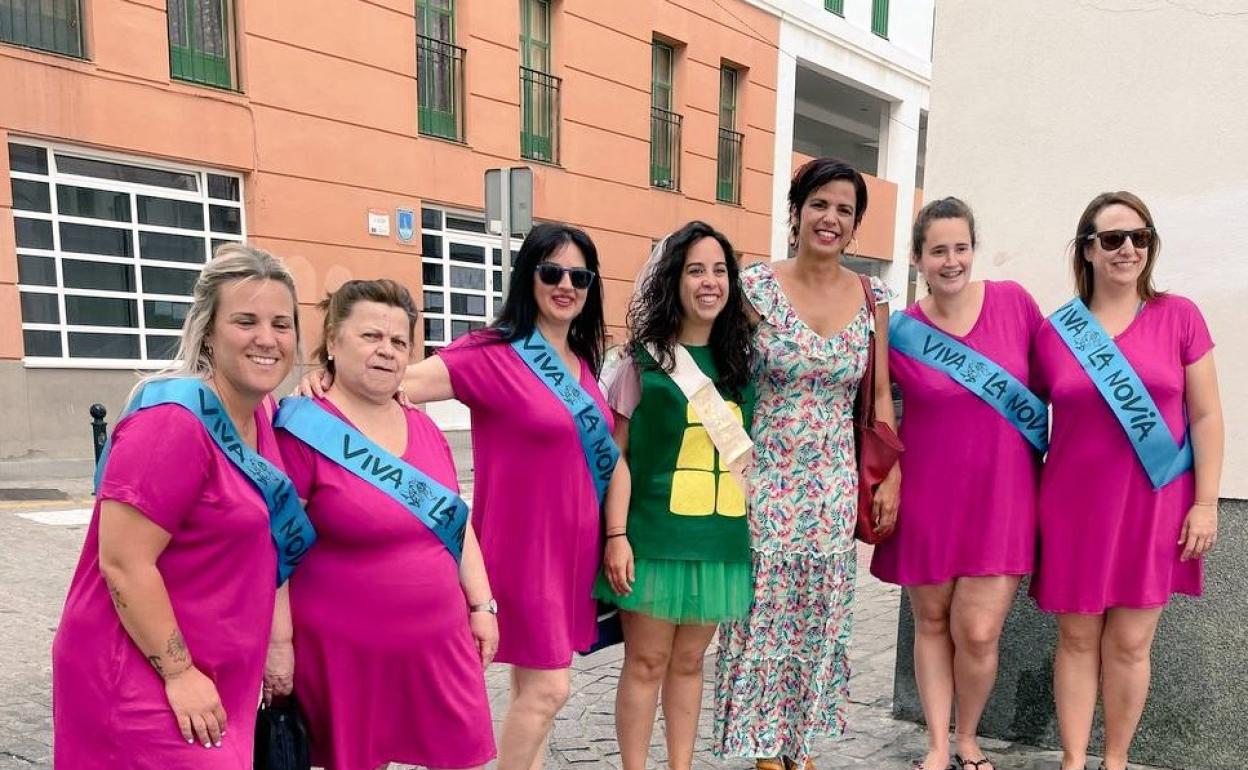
left=0, top=491, right=1166, bottom=770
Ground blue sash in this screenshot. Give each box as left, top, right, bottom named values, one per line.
left=889, top=312, right=1049, bottom=453
left=1049, top=298, right=1192, bottom=490
left=273, top=397, right=467, bottom=562
left=93, top=378, right=315, bottom=586
left=510, top=329, right=620, bottom=503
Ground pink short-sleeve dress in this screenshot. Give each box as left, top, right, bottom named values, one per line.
left=53, top=399, right=279, bottom=770
left=1030, top=294, right=1214, bottom=613
left=871, top=280, right=1043, bottom=586
left=438, top=330, right=613, bottom=669
left=275, top=397, right=494, bottom=770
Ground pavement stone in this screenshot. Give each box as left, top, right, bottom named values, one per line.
left=0, top=492, right=1174, bottom=770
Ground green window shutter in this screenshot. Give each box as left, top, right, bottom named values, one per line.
left=519, top=0, right=557, bottom=162
left=872, top=0, right=889, bottom=38
left=716, top=66, right=741, bottom=204
left=650, top=42, right=679, bottom=190
left=168, top=0, right=235, bottom=89
left=417, top=0, right=463, bottom=140
left=824, top=0, right=844, bottom=15
left=0, top=0, right=84, bottom=58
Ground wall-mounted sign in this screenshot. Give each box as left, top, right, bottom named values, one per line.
left=397, top=208, right=415, bottom=244
left=368, top=209, right=390, bottom=236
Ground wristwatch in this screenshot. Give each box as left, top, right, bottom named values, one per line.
left=469, top=599, right=498, bottom=615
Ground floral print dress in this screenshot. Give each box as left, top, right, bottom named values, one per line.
left=714, top=261, right=893, bottom=763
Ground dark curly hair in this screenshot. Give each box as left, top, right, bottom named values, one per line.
left=625, top=221, right=754, bottom=397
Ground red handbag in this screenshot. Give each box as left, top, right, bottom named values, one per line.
left=852, top=275, right=904, bottom=544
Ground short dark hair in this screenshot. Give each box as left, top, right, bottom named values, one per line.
left=314, top=279, right=420, bottom=374
left=911, top=196, right=978, bottom=260
left=493, top=222, right=607, bottom=376
left=788, top=157, right=869, bottom=229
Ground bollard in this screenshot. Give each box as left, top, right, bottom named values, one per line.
left=90, top=403, right=108, bottom=466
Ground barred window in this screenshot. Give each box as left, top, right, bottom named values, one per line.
left=9, top=140, right=244, bottom=366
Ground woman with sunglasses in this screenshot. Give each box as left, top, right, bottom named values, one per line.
left=299, top=222, right=626, bottom=770
left=594, top=221, right=756, bottom=770
left=1030, top=192, right=1224, bottom=770
left=871, top=198, right=1045, bottom=770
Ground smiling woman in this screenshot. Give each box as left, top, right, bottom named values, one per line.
left=52, top=244, right=306, bottom=769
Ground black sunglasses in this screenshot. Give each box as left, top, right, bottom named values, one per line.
left=1085, top=227, right=1155, bottom=251
left=536, top=263, right=596, bottom=290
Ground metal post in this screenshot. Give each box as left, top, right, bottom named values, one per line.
left=90, top=403, right=108, bottom=465
left=499, top=167, right=512, bottom=303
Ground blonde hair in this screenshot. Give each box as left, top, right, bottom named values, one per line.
left=131, top=243, right=301, bottom=400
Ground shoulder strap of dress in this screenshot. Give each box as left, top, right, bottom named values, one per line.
left=742, top=262, right=781, bottom=324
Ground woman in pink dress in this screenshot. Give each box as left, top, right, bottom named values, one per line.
left=266, top=279, right=496, bottom=769
left=871, top=198, right=1044, bottom=770
left=301, top=223, right=628, bottom=770
left=1031, top=192, right=1224, bottom=770
left=52, top=244, right=301, bottom=769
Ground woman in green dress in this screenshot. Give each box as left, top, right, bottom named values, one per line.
left=594, top=221, right=757, bottom=770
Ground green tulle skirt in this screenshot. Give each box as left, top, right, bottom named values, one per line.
left=593, top=557, right=754, bottom=625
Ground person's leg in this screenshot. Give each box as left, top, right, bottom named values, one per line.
left=909, top=582, right=958, bottom=769
left=615, top=611, right=678, bottom=770
left=1099, top=607, right=1163, bottom=770
left=660, top=622, right=718, bottom=770
left=497, top=665, right=572, bottom=770
left=1054, top=613, right=1105, bottom=770
left=948, top=575, right=1020, bottom=765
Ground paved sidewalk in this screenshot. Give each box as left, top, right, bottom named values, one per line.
left=0, top=496, right=1166, bottom=770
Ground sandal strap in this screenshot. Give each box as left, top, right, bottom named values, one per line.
left=954, top=755, right=995, bottom=770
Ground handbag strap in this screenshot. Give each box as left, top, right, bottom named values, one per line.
left=857, top=274, right=877, bottom=424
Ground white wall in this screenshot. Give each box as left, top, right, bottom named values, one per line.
left=926, top=0, right=1248, bottom=497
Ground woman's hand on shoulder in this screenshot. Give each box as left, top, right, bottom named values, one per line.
left=164, top=665, right=228, bottom=749
left=293, top=367, right=333, bottom=398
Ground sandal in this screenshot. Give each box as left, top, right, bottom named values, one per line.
left=911, top=762, right=957, bottom=770
left=756, top=760, right=785, bottom=770
left=955, top=754, right=997, bottom=770
left=782, top=759, right=815, bottom=770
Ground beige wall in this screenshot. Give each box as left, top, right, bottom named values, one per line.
left=926, top=0, right=1248, bottom=497
left=1, top=0, right=779, bottom=462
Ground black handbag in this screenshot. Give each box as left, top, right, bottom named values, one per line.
left=580, top=599, right=624, bottom=655
left=253, top=697, right=311, bottom=770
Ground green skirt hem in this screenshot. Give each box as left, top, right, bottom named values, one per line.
left=593, top=557, right=753, bottom=624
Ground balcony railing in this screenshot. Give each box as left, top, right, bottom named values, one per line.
left=0, top=0, right=83, bottom=58
left=650, top=106, right=682, bottom=191
left=716, top=127, right=743, bottom=204
left=520, top=66, right=561, bottom=164
left=417, top=35, right=466, bottom=142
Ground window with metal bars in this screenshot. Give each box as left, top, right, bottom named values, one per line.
left=168, top=0, right=235, bottom=90
left=417, top=0, right=465, bottom=141
left=716, top=66, right=742, bottom=204
left=824, top=0, right=844, bottom=15
left=0, top=0, right=84, bottom=57
left=519, top=0, right=559, bottom=163
left=872, top=0, right=889, bottom=38
left=650, top=41, right=681, bottom=191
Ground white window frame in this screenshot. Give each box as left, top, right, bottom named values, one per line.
left=10, top=138, right=245, bottom=369
left=419, top=205, right=520, bottom=358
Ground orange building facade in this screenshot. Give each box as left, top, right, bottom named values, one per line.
left=0, top=0, right=783, bottom=465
